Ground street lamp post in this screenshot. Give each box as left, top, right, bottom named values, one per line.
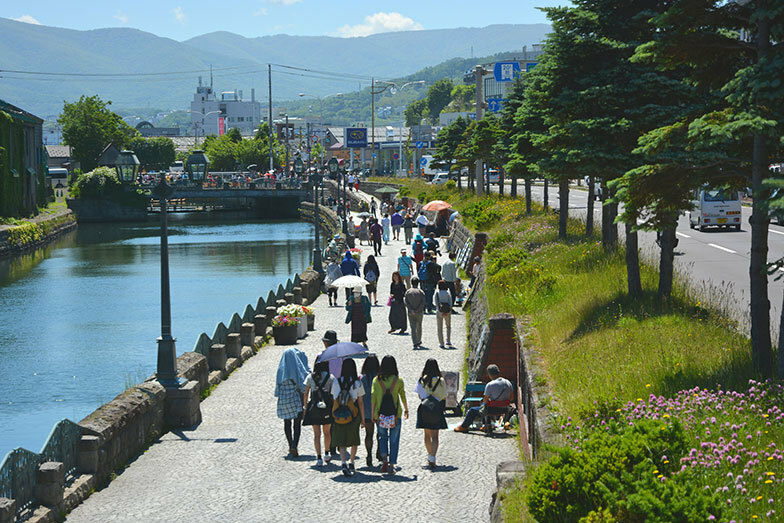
left=301, top=156, right=323, bottom=273
left=370, top=80, right=425, bottom=177
left=328, top=157, right=344, bottom=233
left=189, top=110, right=220, bottom=147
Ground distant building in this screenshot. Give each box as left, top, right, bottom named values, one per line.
left=45, top=145, right=78, bottom=173
left=0, top=99, right=46, bottom=216
left=439, top=111, right=476, bottom=127
left=96, top=144, right=120, bottom=168
left=136, top=121, right=180, bottom=137
left=190, top=77, right=261, bottom=136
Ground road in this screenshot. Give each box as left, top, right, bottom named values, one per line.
left=480, top=179, right=784, bottom=339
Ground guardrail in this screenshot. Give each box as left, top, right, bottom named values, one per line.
left=138, top=174, right=306, bottom=192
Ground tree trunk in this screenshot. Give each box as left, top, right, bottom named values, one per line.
left=657, top=221, right=677, bottom=298
left=543, top=178, right=549, bottom=211
left=586, top=176, right=595, bottom=237
left=625, top=222, right=642, bottom=297
left=601, top=181, right=618, bottom=251
left=475, top=160, right=483, bottom=196
left=558, top=179, right=569, bottom=239
left=778, top=290, right=784, bottom=380
left=486, top=165, right=491, bottom=196
left=510, top=175, right=517, bottom=198
left=749, top=18, right=772, bottom=373
left=467, top=168, right=474, bottom=190
left=499, top=169, right=505, bottom=197
left=525, top=178, right=532, bottom=214
left=457, top=168, right=462, bottom=190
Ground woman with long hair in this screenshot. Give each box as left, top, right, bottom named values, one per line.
left=363, top=255, right=381, bottom=306
left=345, top=289, right=372, bottom=347
left=371, top=355, right=408, bottom=475
left=415, top=358, right=448, bottom=468
left=330, top=358, right=366, bottom=477
left=388, top=271, right=407, bottom=334
left=359, top=356, right=381, bottom=467
left=274, top=348, right=310, bottom=457
left=302, top=358, right=334, bottom=466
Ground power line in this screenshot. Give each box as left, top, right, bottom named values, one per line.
left=0, top=65, right=249, bottom=78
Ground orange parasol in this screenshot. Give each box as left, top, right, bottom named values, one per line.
left=422, top=200, right=452, bottom=212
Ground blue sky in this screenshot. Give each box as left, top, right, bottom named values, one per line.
left=2, top=1, right=568, bottom=40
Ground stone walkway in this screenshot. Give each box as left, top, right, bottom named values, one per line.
left=66, top=211, right=515, bottom=522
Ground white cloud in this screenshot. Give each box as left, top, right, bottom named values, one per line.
left=254, top=7, right=268, bottom=16
left=12, top=14, right=41, bottom=25
left=267, top=0, right=302, bottom=5
left=172, top=6, right=186, bottom=24
left=114, top=11, right=129, bottom=24
left=336, top=12, right=423, bottom=38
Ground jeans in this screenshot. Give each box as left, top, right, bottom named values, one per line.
left=372, top=237, right=382, bottom=256
left=408, top=311, right=423, bottom=346
left=377, top=419, right=402, bottom=464
left=437, top=311, right=451, bottom=346
left=284, top=413, right=302, bottom=449
left=382, top=227, right=390, bottom=244
left=423, top=283, right=435, bottom=312
left=404, top=228, right=413, bottom=244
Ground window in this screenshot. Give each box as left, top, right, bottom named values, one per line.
left=703, top=188, right=739, bottom=202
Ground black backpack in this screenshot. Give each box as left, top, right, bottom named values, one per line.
left=418, top=378, right=444, bottom=425
left=437, top=292, right=452, bottom=314
left=308, top=373, right=333, bottom=421
left=378, top=377, right=399, bottom=417
left=428, top=262, right=442, bottom=283
left=413, top=239, right=425, bottom=255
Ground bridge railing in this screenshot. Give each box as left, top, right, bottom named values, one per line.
left=137, top=173, right=307, bottom=192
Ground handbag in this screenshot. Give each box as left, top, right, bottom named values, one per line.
left=386, top=295, right=393, bottom=306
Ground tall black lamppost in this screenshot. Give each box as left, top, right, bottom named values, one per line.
left=328, top=157, right=343, bottom=233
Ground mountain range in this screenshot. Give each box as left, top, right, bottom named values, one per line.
left=0, top=17, right=549, bottom=118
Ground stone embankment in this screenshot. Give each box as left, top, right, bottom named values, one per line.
left=0, top=209, right=77, bottom=260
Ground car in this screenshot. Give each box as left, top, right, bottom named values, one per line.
left=688, top=187, right=742, bottom=231
left=429, top=173, right=450, bottom=185
left=488, top=170, right=500, bottom=184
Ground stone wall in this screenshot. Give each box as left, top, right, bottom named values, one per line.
left=66, top=199, right=147, bottom=223
left=323, top=180, right=365, bottom=212
left=299, top=201, right=340, bottom=240
left=0, top=209, right=77, bottom=260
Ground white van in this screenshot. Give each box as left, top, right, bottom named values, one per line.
left=689, top=187, right=742, bottom=231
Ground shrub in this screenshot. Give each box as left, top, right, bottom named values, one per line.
left=70, top=167, right=148, bottom=208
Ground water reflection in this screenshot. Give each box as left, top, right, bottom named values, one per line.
left=0, top=214, right=313, bottom=457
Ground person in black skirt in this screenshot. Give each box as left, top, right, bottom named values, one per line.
left=387, top=271, right=407, bottom=334
left=414, top=358, right=448, bottom=469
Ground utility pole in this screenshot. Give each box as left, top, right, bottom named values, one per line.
left=284, top=113, right=290, bottom=175
left=268, top=64, right=274, bottom=173
left=474, top=65, right=486, bottom=196
left=371, top=77, right=375, bottom=176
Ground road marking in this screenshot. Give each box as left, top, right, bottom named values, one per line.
left=770, top=229, right=784, bottom=236
left=708, top=243, right=737, bottom=254
left=676, top=232, right=691, bottom=238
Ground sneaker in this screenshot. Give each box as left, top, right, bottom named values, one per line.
left=428, top=461, right=436, bottom=469
left=388, top=465, right=396, bottom=475
left=316, top=458, right=323, bottom=467
left=439, top=344, right=445, bottom=349
left=342, top=463, right=351, bottom=477
left=324, top=452, right=333, bottom=464
left=290, top=448, right=298, bottom=457
left=349, top=463, right=356, bottom=475
left=454, top=425, right=469, bottom=433
left=381, top=461, right=388, bottom=473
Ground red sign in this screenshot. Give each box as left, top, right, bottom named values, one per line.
left=218, top=117, right=225, bottom=135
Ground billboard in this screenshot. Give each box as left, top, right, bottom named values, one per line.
left=345, top=127, right=368, bottom=148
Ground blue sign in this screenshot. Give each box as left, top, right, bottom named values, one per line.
left=345, top=127, right=367, bottom=148
left=494, top=61, right=522, bottom=82
left=415, top=141, right=426, bottom=149
left=420, top=157, right=428, bottom=166
left=526, top=62, right=538, bottom=72
left=393, top=153, right=400, bottom=160
left=487, top=98, right=507, bottom=113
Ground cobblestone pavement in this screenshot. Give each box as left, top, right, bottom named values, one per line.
left=66, top=212, right=516, bottom=523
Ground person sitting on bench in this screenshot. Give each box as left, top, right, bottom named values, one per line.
left=454, top=364, right=513, bottom=433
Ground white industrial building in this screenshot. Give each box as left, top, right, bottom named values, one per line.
left=190, top=77, right=262, bottom=136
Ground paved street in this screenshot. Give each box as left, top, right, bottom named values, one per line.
left=65, top=213, right=514, bottom=522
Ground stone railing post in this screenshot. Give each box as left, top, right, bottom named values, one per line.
left=240, top=323, right=255, bottom=346
left=265, top=306, right=277, bottom=324
left=276, top=299, right=287, bottom=308
left=225, top=333, right=242, bottom=359
left=284, top=292, right=294, bottom=305
left=77, top=435, right=100, bottom=474
left=292, top=286, right=303, bottom=304
left=253, top=314, right=267, bottom=337
left=0, top=498, right=16, bottom=523
left=35, top=462, right=64, bottom=510
left=208, top=344, right=227, bottom=372
left=164, top=381, right=202, bottom=428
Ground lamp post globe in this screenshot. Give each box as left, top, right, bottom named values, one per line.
left=294, top=157, right=305, bottom=176
left=186, top=150, right=210, bottom=183
left=115, top=150, right=140, bottom=183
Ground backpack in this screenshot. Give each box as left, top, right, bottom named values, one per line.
left=308, top=373, right=333, bottom=421
left=437, top=291, right=452, bottom=314
left=332, top=378, right=359, bottom=425
left=365, top=269, right=377, bottom=282
left=428, top=262, right=441, bottom=283
left=418, top=378, right=444, bottom=426
left=413, top=239, right=425, bottom=255
left=418, top=260, right=430, bottom=282
left=378, top=377, right=399, bottom=417
left=425, top=238, right=438, bottom=252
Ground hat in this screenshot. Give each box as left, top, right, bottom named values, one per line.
left=322, top=330, right=338, bottom=344
left=334, top=234, right=340, bottom=239
left=400, top=248, right=407, bottom=253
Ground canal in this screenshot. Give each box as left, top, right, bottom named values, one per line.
left=0, top=214, right=314, bottom=458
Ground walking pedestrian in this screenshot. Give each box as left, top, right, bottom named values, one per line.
left=403, top=213, right=415, bottom=244
left=388, top=271, right=407, bottom=334
left=360, top=356, right=380, bottom=467
left=331, top=359, right=366, bottom=477
left=425, top=232, right=441, bottom=256
left=416, top=210, right=429, bottom=236
left=363, top=255, right=380, bottom=305
left=381, top=213, right=391, bottom=245
left=346, top=216, right=356, bottom=248
left=412, top=233, right=426, bottom=270
left=345, top=289, right=371, bottom=347
left=415, top=358, right=448, bottom=468
left=391, top=209, right=404, bottom=240
left=404, top=278, right=426, bottom=349
left=435, top=280, right=453, bottom=348
left=426, top=253, right=442, bottom=313
left=302, top=359, right=334, bottom=466
left=370, top=197, right=377, bottom=218
left=325, top=258, right=342, bottom=307
left=441, top=252, right=458, bottom=308
left=370, top=218, right=383, bottom=256
left=359, top=217, right=370, bottom=246
left=275, top=348, right=309, bottom=457
left=372, top=355, right=408, bottom=475
left=397, top=248, right=413, bottom=288
left=340, top=250, right=360, bottom=300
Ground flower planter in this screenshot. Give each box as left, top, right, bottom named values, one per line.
left=307, top=314, right=315, bottom=331
left=296, top=318, right=307, bottom=339
left=272, top=325, right=298, bottom=345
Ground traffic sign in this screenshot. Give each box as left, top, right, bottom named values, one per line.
left=311, top=135, right=319, bottom=143
left=526, top=62, right=538, bottom=72
left=393, top=153, right=400, bottom=160
left=415, top=141, right=425, bottom=149
left=420, top=157, right=428, bottom=166
left=493, top=61, right=521, bottom=82
left=487, top=98, right=507, bottom=113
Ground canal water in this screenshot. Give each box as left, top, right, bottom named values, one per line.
left=0, top=214, right=314, bottom=459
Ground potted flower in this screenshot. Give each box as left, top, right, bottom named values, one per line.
left=350, top=247, right=362, bottom=267
left=300, top=305, right=315, bottom=331
left=271, top=314, right=299, bottom=345
left=278, top=304, right=307, bottom=339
